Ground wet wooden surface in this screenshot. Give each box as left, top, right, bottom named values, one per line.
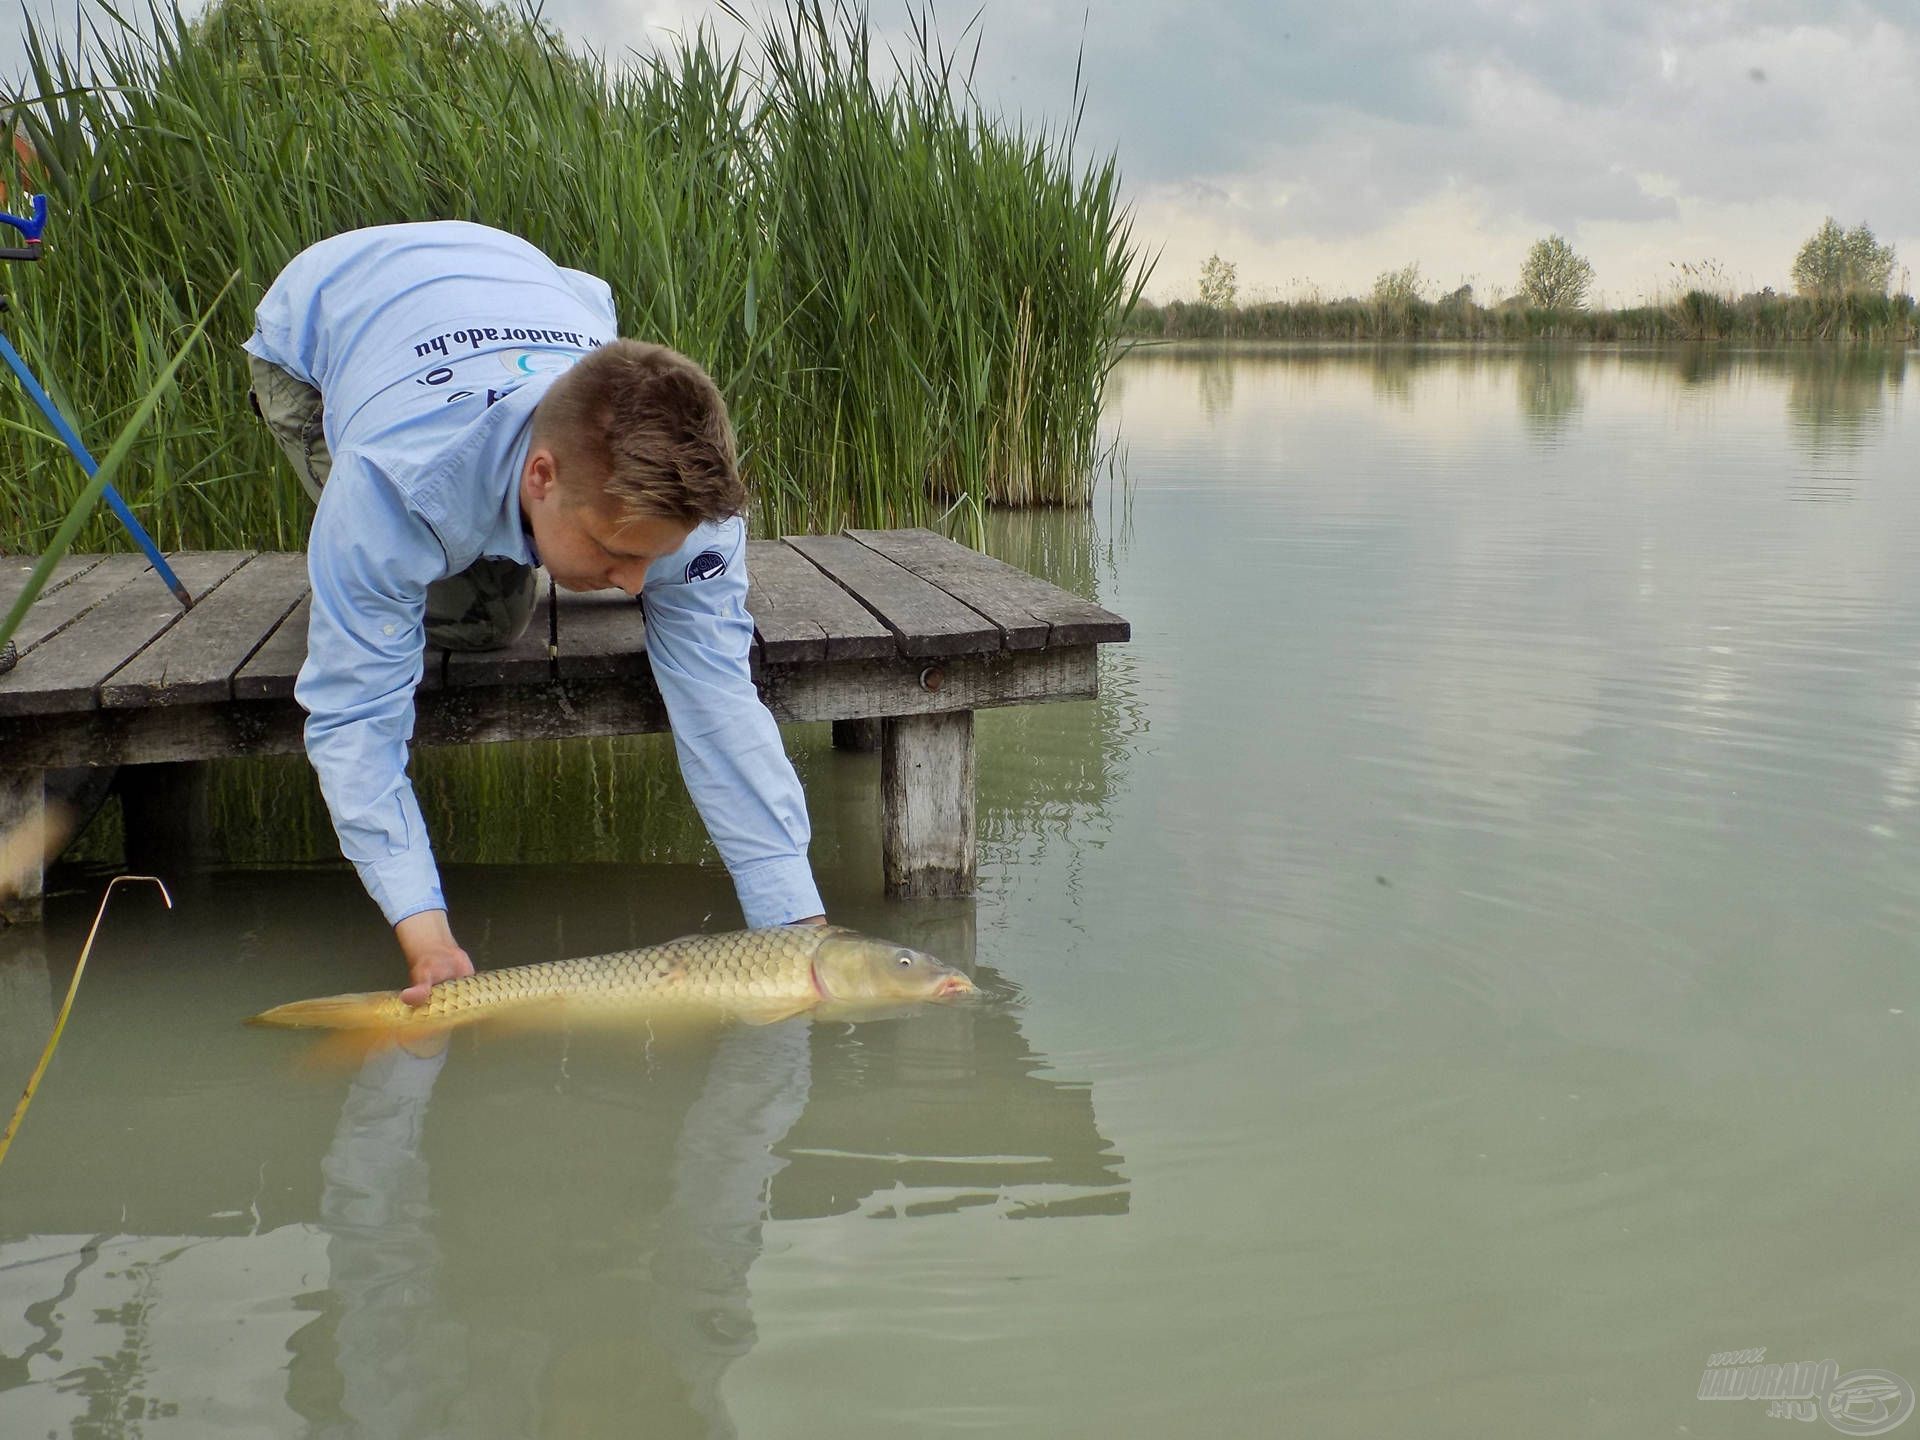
left=0, top=529, right=1128, bottom=722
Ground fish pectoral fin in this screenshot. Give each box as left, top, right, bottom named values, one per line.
left=734, top=999, right=816, bottom=1027
left=398, top=1027, right=452, bottom=1059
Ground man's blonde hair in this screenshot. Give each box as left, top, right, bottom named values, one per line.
left=532, top=340, right=747, bottom=525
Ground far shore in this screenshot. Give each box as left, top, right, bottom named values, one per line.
left=1119, top=293, right=1917, bottom=346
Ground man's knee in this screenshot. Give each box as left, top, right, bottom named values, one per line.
left=425, top=558, right=541, bottom=652
left=245, top=353, right=331, bottom=502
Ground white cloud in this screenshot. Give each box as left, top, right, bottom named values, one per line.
left=4, top=0, right=1914, bottom=302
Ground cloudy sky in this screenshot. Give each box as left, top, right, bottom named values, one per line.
left=6, top=0, right=1917, bottom=304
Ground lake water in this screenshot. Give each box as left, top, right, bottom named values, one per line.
left=3, top=344, right=1917, bottom=1438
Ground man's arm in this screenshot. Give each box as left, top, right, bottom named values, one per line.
left=297, top=452, right=476, bottom=999
left=642, top=518, right=826, bottom=926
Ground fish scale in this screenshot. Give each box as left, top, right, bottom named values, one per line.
left=249, top=925, right=973, bottom=1033
left=402, top=927, right=825, bottom=1023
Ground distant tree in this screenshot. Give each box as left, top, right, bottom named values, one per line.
left=1519, top=235, right=1594, bottom=309
left=1371, top=262, right=1424, bottom=307
left=1198, top=253, right=1238, bottom=308
left=1790, top=218, right=1897, bottom=298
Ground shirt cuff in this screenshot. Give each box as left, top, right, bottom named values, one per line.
left=354, top=849, right=447, bottom=928
left=731, top=855, right=825, bottom=928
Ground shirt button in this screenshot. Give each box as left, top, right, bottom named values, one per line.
left=382, top=623, right=396, bottom=636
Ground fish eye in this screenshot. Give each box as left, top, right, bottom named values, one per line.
left=896, top=952, right=914, bottom=968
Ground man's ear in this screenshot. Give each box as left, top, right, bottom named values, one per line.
left=523, top=447, right=559, bottom=501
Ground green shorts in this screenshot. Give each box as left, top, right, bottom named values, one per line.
left=247, top=353, right=539, bottom=652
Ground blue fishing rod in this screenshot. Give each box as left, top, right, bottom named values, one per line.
left=1, top=193, right=193, bottom=610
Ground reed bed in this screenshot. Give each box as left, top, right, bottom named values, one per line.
left=0, top=0, right=1145, bottom=554
left=1127, top=291, right=1918, bottom=345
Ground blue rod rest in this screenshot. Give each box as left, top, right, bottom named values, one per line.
left=0, top=195, right=49, bottom=243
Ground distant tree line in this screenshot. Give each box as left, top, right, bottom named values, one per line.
left=1142, top=220, right=1910, bottom=343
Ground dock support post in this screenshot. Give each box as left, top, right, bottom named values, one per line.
left=881, top=711, right=975, bottom=898
left=832, top=718, right=881, bottom=753
left=0, top=770, right=46, bottom=924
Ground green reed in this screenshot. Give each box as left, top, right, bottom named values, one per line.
left=0, top=0, right=1144, bottom=553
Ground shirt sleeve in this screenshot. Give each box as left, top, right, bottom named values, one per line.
left=642, top=518, right=824, bottom=926
left=295, top=450, right=449, bottom=927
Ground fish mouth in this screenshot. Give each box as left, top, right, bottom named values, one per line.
left=932, top=973, right=975, bottom=998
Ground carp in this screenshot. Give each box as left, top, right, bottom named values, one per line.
left=249, top=924, right=974, bottom=1032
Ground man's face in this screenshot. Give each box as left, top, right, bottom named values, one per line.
left=520, top=450, right=694, bottom=595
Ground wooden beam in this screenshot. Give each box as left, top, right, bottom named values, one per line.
left=0, top=646, right=1097, bottom=769
left=882, top=711, right=975, bottom=897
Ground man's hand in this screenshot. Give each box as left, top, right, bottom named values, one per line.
left=395, top=908, right=475, bottom=1005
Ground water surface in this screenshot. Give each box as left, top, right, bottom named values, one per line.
left=3, top=344, right=1917, bottom=1438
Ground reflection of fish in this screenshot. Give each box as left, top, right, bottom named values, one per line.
left=249, top=925, right=973, bottom=1032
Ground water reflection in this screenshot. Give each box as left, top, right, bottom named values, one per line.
left=1105, top=342, right=1911, bottom=463
left=1194, top=352, right=1235, bottom=419
left=1368, top=346, right=1415, bottom=409
left=307, top=1042, right=464, bottom=1438
left=1514, top=348, right=1583, bottom=441
left=0, top=913, right=1125, bottom=1437
left=1786, top=348, right=1905, bottom=455
left=648, top=1019, right=811, bottom=1439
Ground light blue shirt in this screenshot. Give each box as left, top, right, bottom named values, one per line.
left=245, top=221, right=822, bottom=929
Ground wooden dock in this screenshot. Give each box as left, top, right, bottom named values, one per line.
left=0, top=530, right=1128, bottom=921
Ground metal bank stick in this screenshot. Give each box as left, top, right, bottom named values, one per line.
left=1, top=193, right=194, bottom=609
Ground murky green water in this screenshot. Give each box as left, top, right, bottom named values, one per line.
left=4, top=345, right=1918, bottom=1438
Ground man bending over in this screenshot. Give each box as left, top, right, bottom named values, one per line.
left=245, top=221, right=823, bottom=1003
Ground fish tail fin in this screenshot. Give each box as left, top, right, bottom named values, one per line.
left=247, top=991, right=403, bottom=1030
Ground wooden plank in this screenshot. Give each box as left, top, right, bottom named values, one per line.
left=847, top=528, right=1129, bottom=648
left=749, top=539, right=894, bottom=661
left=745, top=539, right=823, bottom=662
left=0, top=552, right=106, bottom=608
left=231, top=594, right=450, bottom=699
left=101, top=553, right=312, bottom=708
left=0, top=647, right=1098, bottom=768
left=445, top=586, right=555, bottom=688
left=1, top=554, right=150, bottom=655
left=0, top=553, right=251, bottom=716
left=551, top=586, right=651, bottom=681
left=882, top=710, right=975, bottom=897
left=784, top=534, right=1000, bottom=658
left=232, top=593, right=311, bottom=701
